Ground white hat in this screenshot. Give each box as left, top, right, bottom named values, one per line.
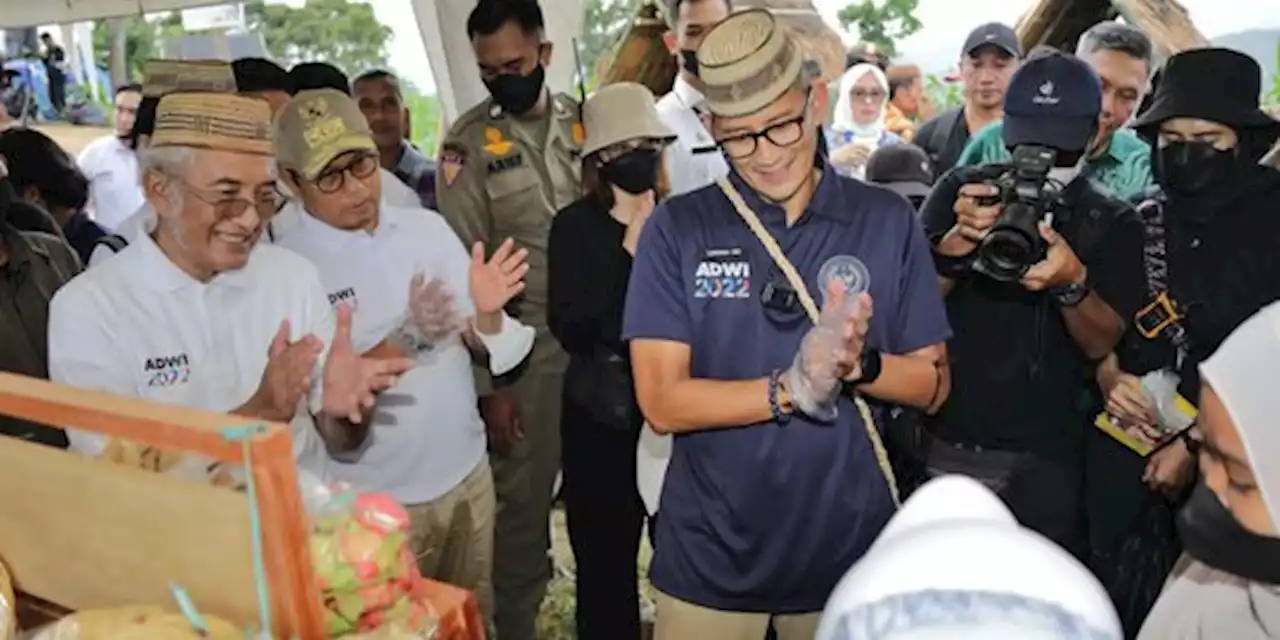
left=816, top=476, right=1122, bottom=639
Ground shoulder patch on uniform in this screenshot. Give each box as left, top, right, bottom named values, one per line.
left=441, top=147, right=466, bottom=187
left=487, top=153, right=524, bottom=174
left=572, top=122, right=585, bottom=147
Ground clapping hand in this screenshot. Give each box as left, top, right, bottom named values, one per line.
left=321, top=304, right=415, bottom=423
left=409, top=273, right=463, bottom=343
left=783, top=282, right=873, bottom=419
left=469, top=238, right=529, bottom=314
left=251, top=319, right=324, bottom=422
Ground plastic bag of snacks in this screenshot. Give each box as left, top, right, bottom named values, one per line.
left=307, top=483, right=438, bottom=638
left=22, top=606, right=240, bottom=639
left=1, top=557, right=14, bottom=640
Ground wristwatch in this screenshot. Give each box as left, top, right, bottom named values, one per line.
left=1052, top=278, right=1090, bottom=307
left=850, top=349, right=884, bottom=386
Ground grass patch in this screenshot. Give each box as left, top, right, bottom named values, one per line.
left=536, top=507, right=655, bottom=640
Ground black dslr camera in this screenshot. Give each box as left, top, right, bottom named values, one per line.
left=970, top=145, right=1061, bottom=282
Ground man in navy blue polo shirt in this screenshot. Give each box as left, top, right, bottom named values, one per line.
left=623, top=10, right=951, bottom=639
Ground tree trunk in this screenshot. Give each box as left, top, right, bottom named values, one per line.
left=108, top=18, right=128, bottom=87
left=1111, top=0, right=1208, bottom=55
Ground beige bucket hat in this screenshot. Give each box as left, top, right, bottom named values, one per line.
left=581, top=82, right=675, bottom=157
left=696, top=9, right=804, bottom=118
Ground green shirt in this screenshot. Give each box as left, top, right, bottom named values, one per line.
left=954, top=121, right=1153, bottom=201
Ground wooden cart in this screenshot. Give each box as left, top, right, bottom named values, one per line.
left=0, top=372, right=483, bottom=639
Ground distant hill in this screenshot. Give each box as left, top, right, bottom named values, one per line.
left=1212, top=29, right=1279, bottom=87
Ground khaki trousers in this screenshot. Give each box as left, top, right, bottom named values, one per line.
left=491, top=354, right=564, bottom=640
left=405, top=456, right=496, bottom=628
left=654, top=590, right=822, bottom=640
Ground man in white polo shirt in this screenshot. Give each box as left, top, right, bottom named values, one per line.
left=272, top=88, right=536, bottom=625
left=47, top=92, right=416, bottom=480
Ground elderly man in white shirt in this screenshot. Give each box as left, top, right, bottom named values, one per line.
left=77, top=83, right=145, bottom=230
left=272, top=88, right=535, bottom=626
left=655, top=0, right=732, bottom=196
left=47, top=92, right=415, bottom=481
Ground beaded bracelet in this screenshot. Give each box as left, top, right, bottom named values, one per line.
left=769, top=369, right=790, bottom=424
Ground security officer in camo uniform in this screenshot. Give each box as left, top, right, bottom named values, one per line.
left=433, top=1, right=582, bottom=638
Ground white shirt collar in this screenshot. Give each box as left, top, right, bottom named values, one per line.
left=294, top=206, right=400, bottom=249
left=673, top=75, right=708, bottom=112
left=135, top=231, right=255, bottom=293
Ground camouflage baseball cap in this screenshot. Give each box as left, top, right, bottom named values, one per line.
left=150, top=92, right=274, bottom=155
left=273, top=88, right=376, bottom=180
left=695, top=9, right=804, bottom=118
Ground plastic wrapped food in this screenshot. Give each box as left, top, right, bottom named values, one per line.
left=307, top=486, right=438, bottom=638
left=1, top=557, right=14, bottom=640
left=22, top=607, right=240, bottom=639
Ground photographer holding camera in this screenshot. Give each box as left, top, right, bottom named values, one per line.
left=918, top=51, right=1146, bottom=556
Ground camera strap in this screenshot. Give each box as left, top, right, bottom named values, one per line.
left=716, top=178, right=900, bottom=507
left=1134, top=197, right=1189, bottom=367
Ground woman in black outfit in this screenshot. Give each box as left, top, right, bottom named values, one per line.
left=548, top=82, right=675, bottom=640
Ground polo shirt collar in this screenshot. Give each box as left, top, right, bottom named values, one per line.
left=726, top=156, right=844, bottom=226
left=295, top=206, right=399, bottom=249
left=135, top=231, right=254, bottom=292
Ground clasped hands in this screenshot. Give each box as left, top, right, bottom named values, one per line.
left=946, top=182, right=1086, bottom=290
left=781, top=282, right=873, bottom=420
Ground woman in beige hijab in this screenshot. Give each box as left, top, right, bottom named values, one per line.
left=1138, top=300, right=1280, bottom=638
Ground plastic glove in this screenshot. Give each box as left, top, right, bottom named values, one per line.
left=407, top=272, right=463, bottom=344
left=781, top=322, right=845, bottom=420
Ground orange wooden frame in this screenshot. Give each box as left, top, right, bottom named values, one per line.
left=0, top=372, right=326, bottom=638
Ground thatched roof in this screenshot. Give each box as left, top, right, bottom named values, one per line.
left=735, top=0, right=847, bottom=83
left=1015, top=0, right=1208, bottom=56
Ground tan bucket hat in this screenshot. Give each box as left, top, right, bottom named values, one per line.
left=273, top=88, right=377, bottom=180
left=150, top=92, right=274, bottom=155
left=696, top=9, right=804, bottom=118
left=581, top=82, right=675, bottom=157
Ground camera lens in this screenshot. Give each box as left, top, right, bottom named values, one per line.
left=978, top=229, right=1034, bottom=281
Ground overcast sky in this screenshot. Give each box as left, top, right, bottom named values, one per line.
left=368, top=0, right=1280, bottom=90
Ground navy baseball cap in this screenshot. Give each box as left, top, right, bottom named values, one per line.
left=1002, top=51, right=1101, bottom=153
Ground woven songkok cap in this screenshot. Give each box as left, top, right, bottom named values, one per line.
left=150, top=92, right=274, bottom=155
left=142, top=59, right=237, bottom=98
left=695, top=9, right=804, bottom=118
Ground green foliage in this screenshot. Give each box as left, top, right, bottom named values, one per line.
left=244, top=0, right=392, bottom=74
left=1267, top=40, right=1280, bottom=107
left=91, top=14, right=184, bottom=82
left=404, top=92, right=442, bottom=156
left=579, top=0, right=639, bottom=87
left=836, top=0, right=922, bottom=60
left=924, top=73, right=963, bottom=111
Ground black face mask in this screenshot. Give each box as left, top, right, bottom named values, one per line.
left=599, top=149, right=661, bottom=195
left=484, top=63, right=546, bottom=116
left=1154, top=140, right=1234, bottom=194
left=1177, top=482, right=1280, bottom=584
left=680, top=49, right=699, bottom=76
